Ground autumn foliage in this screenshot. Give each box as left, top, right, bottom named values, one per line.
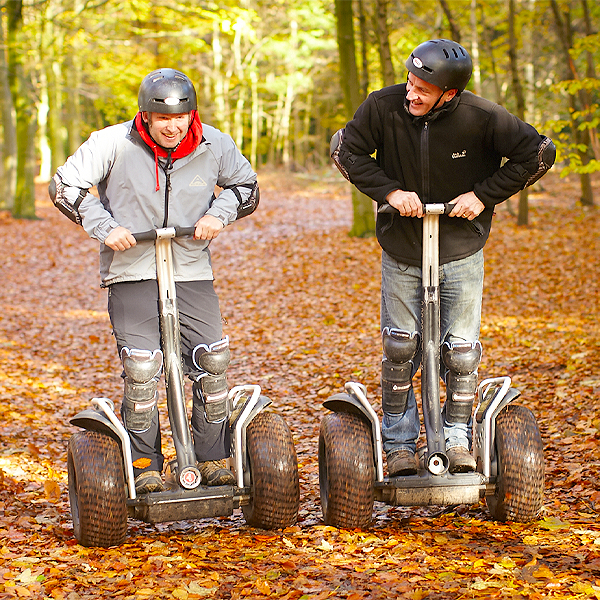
left=0, top=170, right=599, bottom=599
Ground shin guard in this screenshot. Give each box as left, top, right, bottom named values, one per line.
left=192, top=338, right=231, bottom=423
left=441, top=341, right=482, bottom=424
left=121, top=347, right=163, bottom=433
left=381, top=328, right=420, bottom=416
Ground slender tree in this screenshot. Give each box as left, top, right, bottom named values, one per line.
left=334, top=0, right=375, bottom=238
left=0, top=9, right=17, bottom=211
left=8, top=0, right=37, bottom=219
left=508, top=0, right=530, bottom=225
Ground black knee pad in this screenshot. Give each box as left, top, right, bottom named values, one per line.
left=381, top=328, right=420, bottom=415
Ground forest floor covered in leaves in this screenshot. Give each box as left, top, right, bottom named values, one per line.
left=0, top=168, right=599, bottom=599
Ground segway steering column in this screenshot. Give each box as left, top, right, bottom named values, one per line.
left=133, top=227, right=201, bottom=489
left=378, top=202, right=455, bottom=474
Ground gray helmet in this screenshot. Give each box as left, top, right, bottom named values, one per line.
left=406, top=39, right=472, bottom=93
left=138, top=68, right=197, bottom=113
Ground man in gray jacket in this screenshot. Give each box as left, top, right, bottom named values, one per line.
left=51, top=68, right=258, bottom=494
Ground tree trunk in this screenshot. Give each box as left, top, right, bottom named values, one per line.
left=374, top=0, right=395, bottom=87
left=469, top=0, right=481, bottom=96
left=439, top=0, right=461, bottom=42
left=335, top=0, right=375, bottom=238
left=508, top=0, right=529, bottom=226
left=8, top=0, right=37, bottom=219
left=0, top=9, right=17, bottom=211
left=357, top=0, right=369, bottom=98
left=550, top=0, right=594, bottom=206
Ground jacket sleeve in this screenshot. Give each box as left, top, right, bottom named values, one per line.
left=207, top=133, right=257, bottom=226
left=339, top=92, right=404, bottom=205
left=55, top=126, right=122, bottom=242
left=473, top=104, right=544, bottom=207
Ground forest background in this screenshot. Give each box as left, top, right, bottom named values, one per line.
left=2, top=0, right=600, bottom=224
left=1, top=1, right=600, bottom=599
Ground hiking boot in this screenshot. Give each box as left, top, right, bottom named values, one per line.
left=134, top=470, right=164, bottom=494
left=447, top=445, right=476, bottom=473
left=387, top=449, right=417, bottom=477
left=198, top=459, right=235, bottom=486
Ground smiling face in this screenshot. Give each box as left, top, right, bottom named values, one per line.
left=142, top=111, right=192, bottom=148
left=405, top=73, right=457, bottom=117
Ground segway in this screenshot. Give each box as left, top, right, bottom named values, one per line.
left=67, top=226, right=300, bottom=547
left=318, top=203, right=545, bottom=528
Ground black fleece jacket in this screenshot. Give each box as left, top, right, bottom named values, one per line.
left=339, top=84, right=545, bottom=266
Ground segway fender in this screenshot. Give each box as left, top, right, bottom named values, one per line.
left=70, top=408, right=122, bottom=441
left=323, top=383, right=385, bottom=482
left=70, top=398, right=137, bottom=499
left=474, top=377, right=521, bottom=478
left=323, top=393, right=373, bottom=423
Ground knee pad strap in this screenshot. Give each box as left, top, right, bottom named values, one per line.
left=381, top=359, right=413, bottom=415
left=193, top=376, right=230, bottom=423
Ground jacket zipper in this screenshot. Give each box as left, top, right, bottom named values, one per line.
left=162, top=151, right=173, bottom=228
left=421, top=119, right=482, bottom=235
left=421, top=121, right=430, bottom=204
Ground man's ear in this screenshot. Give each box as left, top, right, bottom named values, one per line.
left=445, top=89, right=458, bottom=102
left=141, top=111, right=149, bottom=123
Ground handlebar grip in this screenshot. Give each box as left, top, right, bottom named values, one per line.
left=132, top=230, right=157, bottom=242
left=132, top=226, right=196, bottom=242
left=174, top=226, right=197, bottom=237
left=377, top=202, right=456, bottom=215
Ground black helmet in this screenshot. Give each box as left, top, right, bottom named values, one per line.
left=138, top=68, right=197, bottom=113
left=406, top=39, right=472, bottom=93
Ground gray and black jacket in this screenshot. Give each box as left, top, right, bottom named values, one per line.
left=339, top=84, right=545, bottom=266
left=55, top=120, right=256, bottom=286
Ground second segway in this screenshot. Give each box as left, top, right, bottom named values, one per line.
left=318, top=203, right=544, bottom=528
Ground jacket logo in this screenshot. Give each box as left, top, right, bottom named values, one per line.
left=452, top=150, right=467, bottom=159
left=190, top=175, right=207, bottom=187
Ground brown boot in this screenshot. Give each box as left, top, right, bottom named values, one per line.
left=447, top=446, right=476, bottom=473
left=134, top=470, right=164, bottom=494
left=198, top=459, right=235, bottom=486
left=387, top=449, right=417, bottom=477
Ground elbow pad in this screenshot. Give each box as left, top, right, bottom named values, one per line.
left=524, top=136, right=556, bottom=189
left=48, top=174, right=88, bottom=226
left=220, top=181, right=260, bottom=220
left=330, top=128, right=352, bottom=182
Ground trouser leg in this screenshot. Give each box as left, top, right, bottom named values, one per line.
left=108, top=280, right=164, bottom=476
left=176, top=281, right=231, bottom=462
left=441, top=341, right=482, bottom=449
left=438, top=250, right=485, bottom=449
left=380, top=252, right=422, bottom=454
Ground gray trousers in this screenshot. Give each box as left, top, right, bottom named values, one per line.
left=107, top=279, right=230, bottom=475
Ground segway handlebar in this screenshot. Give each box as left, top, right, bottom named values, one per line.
left=378, top=202, right=455, bottom=215
left=132, top=226, right=196, bottom=242
left=378, top=202, right=484, bottom=235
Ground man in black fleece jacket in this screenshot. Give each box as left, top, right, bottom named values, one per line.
left=337, top=39, right=554, bottom=476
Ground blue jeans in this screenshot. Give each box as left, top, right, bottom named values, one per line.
left=380, top=249, right=484, bottom=455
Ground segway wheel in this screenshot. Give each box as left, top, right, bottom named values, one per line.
left=67, top=430, right=128, bottom=547
left=242, top=411, right=299, bottom=529
left=319, top=411, right=374, bottom=529
left=486, top=404, right=545, bottom=522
